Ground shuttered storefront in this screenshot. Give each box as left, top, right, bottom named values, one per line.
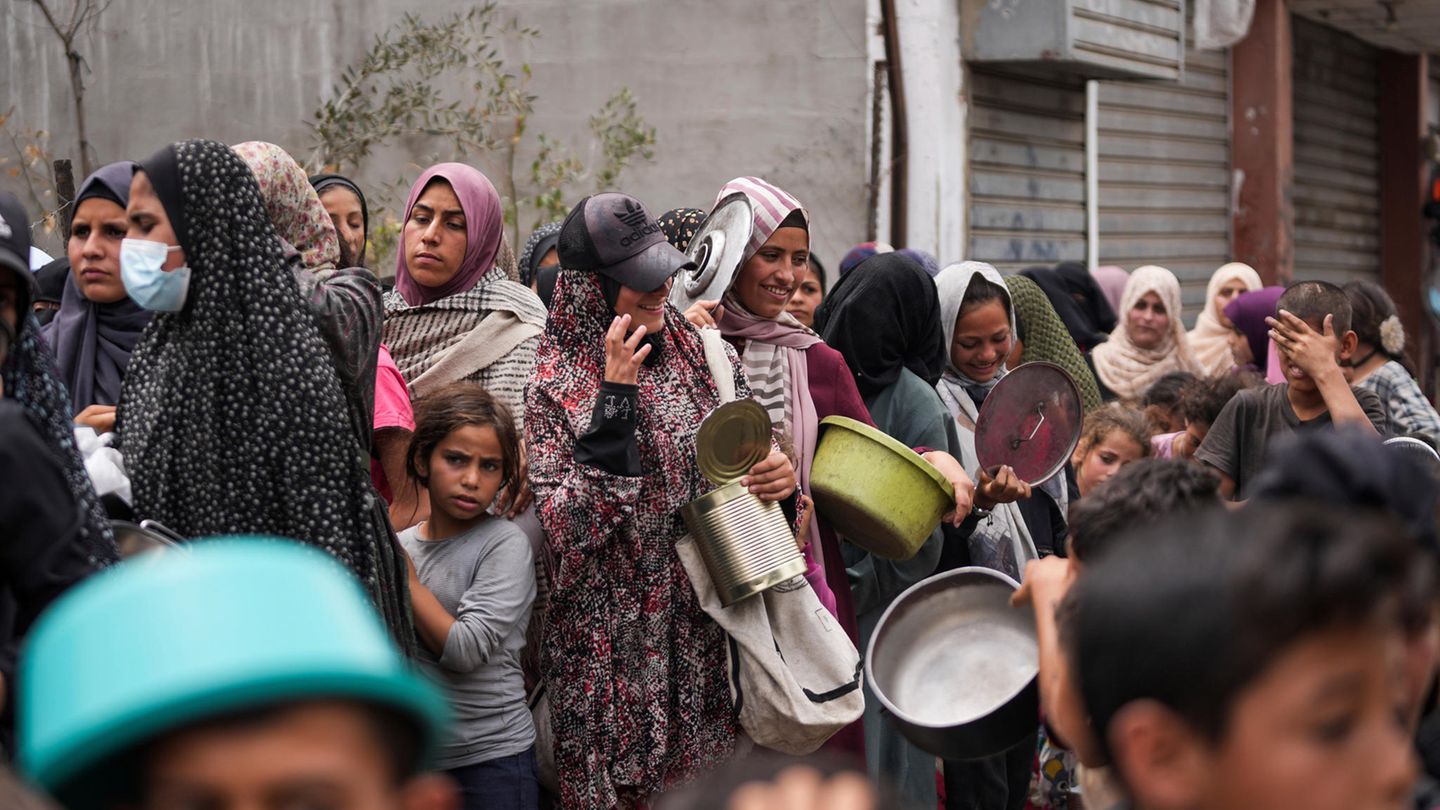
left=1292, top=16, right=1381, bottom=286
left=1095, top=46, right=1232, bottom=320
left=967, top=68, right=1088, bottom=274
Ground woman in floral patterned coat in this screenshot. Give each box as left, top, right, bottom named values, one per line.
left=525, top=193, right=796, bottom=808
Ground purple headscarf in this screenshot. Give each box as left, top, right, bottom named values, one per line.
left=394, top=163, right=504, bottom=306
left=1224, top=286, right=1285, bottom=374
left=43, top=161, right=153, bottom=413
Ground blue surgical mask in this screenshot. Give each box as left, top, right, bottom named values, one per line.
left=120, top=238, right=190, bottom=312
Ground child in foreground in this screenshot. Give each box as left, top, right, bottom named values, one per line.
left=1065, top=504, right=1424, bottom=810
left=401, top=382, right=538, bottom=810
left=1196, top=281, right=1387, bottom=499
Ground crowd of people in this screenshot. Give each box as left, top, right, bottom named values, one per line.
left=1, top=137, right=1439, bottom=810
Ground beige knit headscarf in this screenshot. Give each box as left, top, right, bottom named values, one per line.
left=1090, top=265, right=1200, bottom=402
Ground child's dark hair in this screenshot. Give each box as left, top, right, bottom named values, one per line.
left=1067, top=458, right=1219, bottom=562
left=808, top=254, right=827, bottom=293
left=961, top=275, right=1011, bottom=319
left=1063, top=505, right=1425, bottom=772
left=1077, top=403, right=1152, bottom=457
left=1140, top=371, right=1196, bottom=410
left=1178, top=373, right=1250, bottom=428
left=1344, top=279, right=1413, bottom=374
left=1278, top=280, right=1352, bottom=335
left=406, top=382, right=521, bottom=513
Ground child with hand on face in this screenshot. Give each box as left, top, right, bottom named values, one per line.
left=399, top=382, right=539, bottom=810
left=1195, top=281, right=1388, bottom=500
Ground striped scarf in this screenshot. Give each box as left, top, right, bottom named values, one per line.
left=382, top=267, right=547, bottom=426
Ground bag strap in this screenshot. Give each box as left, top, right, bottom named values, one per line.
left=803, top=659, right=864, bottom=703
left=699, top=327, right=736, bottom=405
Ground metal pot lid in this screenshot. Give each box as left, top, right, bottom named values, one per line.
left=669, top=193, right=754, bottom=313
left=696, top=399, right=773, bottom=484
left=974, top=362, right=1083, bottom=486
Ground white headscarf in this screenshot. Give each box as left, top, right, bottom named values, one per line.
left=933, top=261, right=1037, bottom=573
left=1188, top=262, right=1262, bottom=374
left=1091, top=265, right=1200, bottom=402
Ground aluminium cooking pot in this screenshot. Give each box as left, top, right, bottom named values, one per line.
left=866, top=566, right=1039, bottom=761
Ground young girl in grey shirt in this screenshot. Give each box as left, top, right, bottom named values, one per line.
left=400, top=382, right=537, bottom=810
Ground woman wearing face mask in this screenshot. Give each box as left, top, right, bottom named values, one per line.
left=310, top=172, right=369, bottom=268
left=42, top=161, right=152, bottom=434
left=1188, top=262, right=1263, bottom=375
left=527, top=192, right=797, bottom=808
left=117, top=139, right=414, bottom=653
left=1088, top=265, right=1199, bottom=403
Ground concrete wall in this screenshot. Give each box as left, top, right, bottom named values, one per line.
left=3, top=0, right=871, bottom=272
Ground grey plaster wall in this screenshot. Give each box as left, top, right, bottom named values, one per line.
left=3, top=0, right=870, bottom=270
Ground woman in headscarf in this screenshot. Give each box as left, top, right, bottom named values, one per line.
left=709, top=177, right=971, bottom=638
left=1021, top=261, right=1118, bottom=353
left=117, top=139, right=413, bottom=653
left=310, top=172, right=369, bottom=268
left=518, top=220, right=563, bottom=308
left=1089, top=265, right=1200, bottom=403
left=935, top=262, right=1065, bottom=573
left=933, top=261, right=1055, bottom=810
left=813, top=252, right=969, bottom=809
left=1224, top=286, right=1285, bottom=378
left=42, top=161, right=152, bottom=432
left=527, top=192, right=795, bottom=808
left=1188, top=262, right=1263, bottom=375
left=382, top=163, right=547, bottom=432
left=0, top=191, right=114, bottom=713
left=1002, top=273, right=1104, bottom=413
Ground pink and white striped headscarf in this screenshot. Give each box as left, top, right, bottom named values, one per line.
left=716, top=176, right=809, bottom=263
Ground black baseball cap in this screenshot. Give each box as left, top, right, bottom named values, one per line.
left=558, top=192, right=695, bottom=292
left=0, top=192, right=35, bottom=317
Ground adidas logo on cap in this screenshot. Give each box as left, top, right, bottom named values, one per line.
left=614, top=199, right=648, bottom=229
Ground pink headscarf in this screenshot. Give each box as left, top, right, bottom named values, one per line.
left=716, top=176, right=809, bottom=264
left=395, top=163, right=504, bottom=306
left=1091, top=265, right=1129, bottom=316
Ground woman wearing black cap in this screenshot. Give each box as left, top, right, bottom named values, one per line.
left=42, top=161, right=152, bottom=434
left=526, top=192, right=797, bottom=808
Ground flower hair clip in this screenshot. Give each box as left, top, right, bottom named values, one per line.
left=1380, top=314, right=1406, bottom=356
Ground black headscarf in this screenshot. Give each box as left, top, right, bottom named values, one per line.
left=308, top=172, right=369, bottom=247
left=814, top=252, right=946, bottom=398
left=118, top=141, right=411, bottom=647
left=1021, top=261, right=1117, bottom=352
left=43, top=161, right=154, bottom=413
left=2, top=312, right=117, bottom=568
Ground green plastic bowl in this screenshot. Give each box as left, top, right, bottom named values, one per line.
left=811, top=416, right=955, bottom=560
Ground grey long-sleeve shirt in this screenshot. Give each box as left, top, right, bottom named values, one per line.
left=399, top=519, right=536, bottom=768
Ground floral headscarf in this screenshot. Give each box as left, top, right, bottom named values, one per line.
left=232, top=141, right=340, bottom=272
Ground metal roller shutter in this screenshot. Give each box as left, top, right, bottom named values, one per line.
left=1292, top=16, right=1381, bottom=286
left=967, top=68, right=1088, bottom=273
left=1095, top=45, right=1232, bottom=322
